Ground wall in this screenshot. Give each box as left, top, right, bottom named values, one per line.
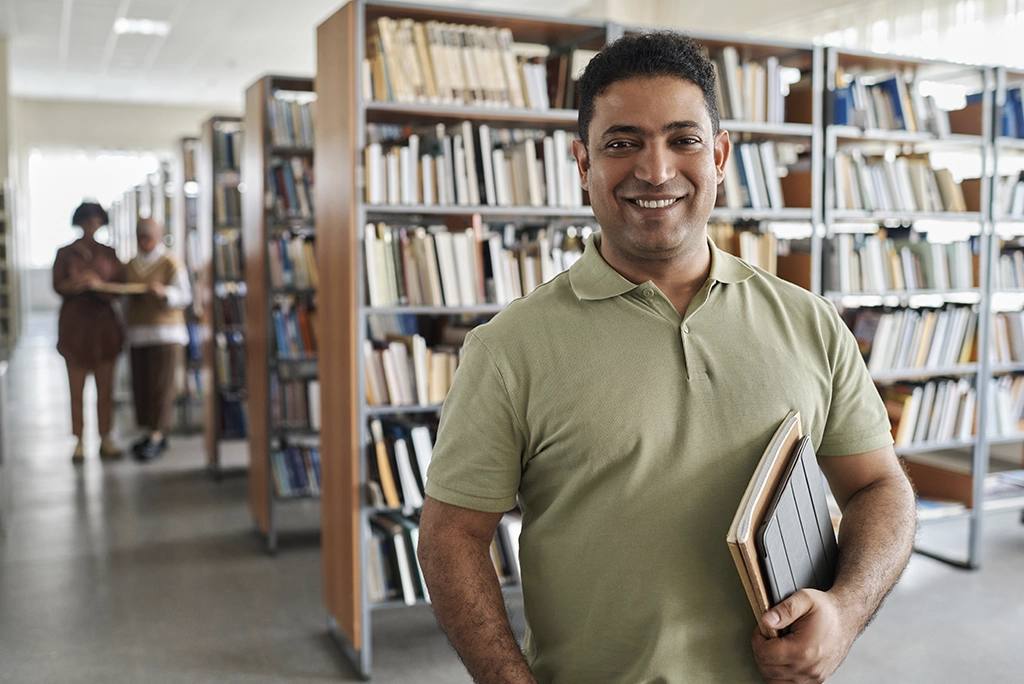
left=13, top=98, right=239, bottom=311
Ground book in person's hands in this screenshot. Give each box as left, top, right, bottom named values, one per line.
left=90, top=281, right=149, bottom=295
left=726, top=410, right=839, bottom=638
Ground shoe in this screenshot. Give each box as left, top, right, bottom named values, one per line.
left=71, top=439, right=85, bottom=464
left=134, top=438, right=163, bottom=462
left=131, top=436, right=150, bottom=456
left=159, top=436, right=168, bottom=451
left=99, top=437, right=122, bottom=460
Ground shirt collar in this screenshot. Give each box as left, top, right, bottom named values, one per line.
left=569, top=231, right=754, bottom=301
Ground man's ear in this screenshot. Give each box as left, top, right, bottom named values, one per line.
left=571, top=138, right=590, bottom=192
left=714, top=130, right=730, bottom=185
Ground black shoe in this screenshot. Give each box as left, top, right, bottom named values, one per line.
left=131, top=436, right=150, bottom=456
left=134, top=438, right=163, bottom=462
left=159, top=436, right=168, bottom=451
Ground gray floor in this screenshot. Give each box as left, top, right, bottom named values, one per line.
left=0, top=312, right=1022, bottom=683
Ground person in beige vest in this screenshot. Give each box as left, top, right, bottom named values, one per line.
left=124, top=218, right=192, bottom=461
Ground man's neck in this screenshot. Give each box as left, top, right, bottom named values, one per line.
left=600, top=238, right=711, bottom=317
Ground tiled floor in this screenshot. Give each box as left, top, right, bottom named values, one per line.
left=0, top=312, right=1022, bottom=683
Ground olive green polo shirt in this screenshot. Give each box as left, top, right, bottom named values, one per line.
left=426, top=233, right=892, bottom=684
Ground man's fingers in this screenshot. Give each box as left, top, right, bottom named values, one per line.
left=763, top=589, right=816, bottom=630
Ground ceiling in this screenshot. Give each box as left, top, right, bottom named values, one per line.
left=0, top=0, right=592, bottom=109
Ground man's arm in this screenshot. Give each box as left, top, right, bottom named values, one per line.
left=751, top=444, right=916, bottom=684
left=418, top=496, right=536, bottom=684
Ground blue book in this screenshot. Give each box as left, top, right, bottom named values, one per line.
left=1007, top=86, right=1024, bottom=139
left=833, top=85, right=853, bottom=125
left=272, top=310, right=289, bottom=358
left=873, top=76, right=909, bottom=130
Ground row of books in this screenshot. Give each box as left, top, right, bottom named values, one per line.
left=991, top=375, right=1024, bottom=436
left=219, top=395, right=248, bottom=437
left=994, top=173, right=1024, bottom=219
left=883, top=378, right=976, bottom=446
left=829, top=233, right=976, bottom=293
left=214, top=229, right=244, bottom=280
left=847, top=305, right=977, bottom=374
left=270, top=377, right=321, bottom=431
left=365, top=222, right=590, bottom=309
left=267, top=156, right=314, bottom=220
left=833, top=71, right=952, bottom=135
left=366, top=16, right=593, bottom=111
left=833, top=151, right=968, bottom=213
left=213, top=127, right=243, bottom=170
left=707, top=223, right=778, bottom=275
left=364, top=337, right=460, bottom=408
left=214, top=331, right=246, bottom=388
left=995, top=250, right=1024, bottom=290
left=997, top=85, right=1024, bottom=138
left=272, top=440, right=322, bottom=498
left=712, top=47, right=793, bottom=124
left=366, top=510, right=521, bottom=605
left=992, top=311, right=1024, bottom=364
left=720, top=141, right=795, bottom=210
left=268, top=234, right=319, bottom=290
left=213, top=290, right=246, bottom=328
left=215, top=184, right=242, bottom=226
left=272, top=297, right=317, bottom=359
left=267, top=94, right=315, bottom=149
left=365, top=123, right=583, bottom=209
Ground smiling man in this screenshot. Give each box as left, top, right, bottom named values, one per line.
left=417, top=32, right=916, bottom=684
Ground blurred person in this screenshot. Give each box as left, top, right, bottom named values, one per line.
left=124, top=218, right=192, bottom=462
left=52, top=201, right=126, bottom=463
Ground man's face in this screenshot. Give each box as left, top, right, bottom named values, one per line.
left=137, top=231, right=160, bottom=255
left=572, top=76, right=729, bottom=266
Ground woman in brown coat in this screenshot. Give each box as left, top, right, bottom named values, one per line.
left=52, top=202, right=127, bottom=463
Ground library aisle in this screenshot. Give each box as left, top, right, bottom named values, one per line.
left=0, top=312, right=1021, bottom=683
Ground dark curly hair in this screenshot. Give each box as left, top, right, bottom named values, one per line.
left=72, top=201, right=109, bottom=228
left=577, top=31, right=719, bottom=149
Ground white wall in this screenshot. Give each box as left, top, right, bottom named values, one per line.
left=12, top=98, right=239, bottom=312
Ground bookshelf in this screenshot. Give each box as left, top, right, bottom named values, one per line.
left=0, top=181, right=19, bottom=355
left=822, top=48, right=1003, bottom=568
left=242, top=74, right=321, bottom=553
left=198, top=116, right=248, bottom=476
left=176, top=138, right=204, bottom=432
left=316, top=0, right=607, bottom=675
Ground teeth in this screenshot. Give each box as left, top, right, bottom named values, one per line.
left=635, top=198, right=676, bottom=209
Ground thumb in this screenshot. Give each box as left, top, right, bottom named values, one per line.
left=763, top=589, right=814, bottom=630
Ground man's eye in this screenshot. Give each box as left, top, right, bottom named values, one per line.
left=606, top=140, right=633, bottom=149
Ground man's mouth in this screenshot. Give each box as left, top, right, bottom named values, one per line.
left=628, top=198, right=681, bottom=209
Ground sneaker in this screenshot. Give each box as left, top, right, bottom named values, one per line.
left=99, top=437, right=122, bottom=460
left=72, top=439, right=85, bottom=464
left=134, top=438, right=163, bottom=462
left=131, top=436, right=150, bottom=456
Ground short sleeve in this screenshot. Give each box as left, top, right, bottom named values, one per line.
left=817, top=306, right=895, bottom=456
left=424, top=330, right=525, bottom=513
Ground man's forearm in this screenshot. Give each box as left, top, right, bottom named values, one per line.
left=419, top=529, right=535, bottom=683
left=830, top=473, right=916, bottom=634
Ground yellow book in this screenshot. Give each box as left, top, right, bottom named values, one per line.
left=370, top=419, right=401, bottom=508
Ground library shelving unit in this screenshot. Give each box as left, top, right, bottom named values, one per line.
left=622, top=27, right=823, bottom=290
left=197, top=116, right=248, bottom=477
left=0, top=180, right=20, bottom=355
left=316, top=0, right=607, bottom=675
left=242, top=74, right=321, bottom=553
left=821, top=47, right=1000, bottom=568
left=175, top=137, right=204, bottom=432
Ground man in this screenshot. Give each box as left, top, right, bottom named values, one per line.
left=124, top=218, right=193, bottom=461
left=417, top=32, right=916, bottom=684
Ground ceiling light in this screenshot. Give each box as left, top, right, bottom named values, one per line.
left=113, top=18, right=171, bottom=36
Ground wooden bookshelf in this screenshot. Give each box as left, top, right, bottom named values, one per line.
left=316, top=1, right=607, bottom=675
left=0, top=181, right=19, bottom=356
left=198, top=116, right=248, bottom=476
left=242, top=74, right=320, bottom=552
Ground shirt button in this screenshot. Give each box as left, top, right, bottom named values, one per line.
left=683, top=324, right=690, bottom=334
left=643, top=288, right=654, bottom=299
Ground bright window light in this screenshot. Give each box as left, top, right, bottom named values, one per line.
left=113, top=18, right=171, bottom=36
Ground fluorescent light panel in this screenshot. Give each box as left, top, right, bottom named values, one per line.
left=113, top=18, right=171, bottom=36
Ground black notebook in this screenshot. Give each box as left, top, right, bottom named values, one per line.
left=757, top=435, right=839, bottom=607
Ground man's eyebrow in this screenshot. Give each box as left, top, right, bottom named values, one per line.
left=598, top=121, right=705, bottom=139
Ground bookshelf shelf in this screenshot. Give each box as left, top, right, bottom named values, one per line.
left=198, top=115, right=249, bottom=476
left=366, top=403, right=445, bottom=416
left=720, top=120, right=814, bottom=138
left=871, top=364, right=979, bottom=383
left=364, top=204, right=595, bottom=219
left=825, top=288, right=982, bottom=303
left=710, top=207, right=812, bottom=222
left=243, top=74, right=321, bottom=553
left=830, top=210, right=983, bottom=223
left=366, top=101, right=580, bottom=127
left=364, top=304, right=505, bottom=316
left=895, top=439, right=976, bottom=456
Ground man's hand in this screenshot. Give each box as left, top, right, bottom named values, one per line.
left=751, top=589, right=858, bottom=684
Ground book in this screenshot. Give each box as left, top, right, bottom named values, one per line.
left=726, top=410, right=802, bottom=638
